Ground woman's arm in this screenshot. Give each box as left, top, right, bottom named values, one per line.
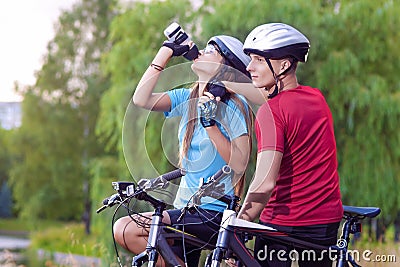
left=223, top=81, right=268, bottom=106
left=205, top=128, right=250, bottom=175
left=132, top=46, right=173, bottom=112
left=198, top=92, right=251, bottom=175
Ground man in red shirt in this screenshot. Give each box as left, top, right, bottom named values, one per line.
left=237, top=23, right=343, bottom=267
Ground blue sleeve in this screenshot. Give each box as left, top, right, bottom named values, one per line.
left=164, top=88, right=191, bottom=118
left=220, top=97, right=249, bottom=140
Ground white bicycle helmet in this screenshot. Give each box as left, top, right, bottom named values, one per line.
left=208, top=35, right=251, bottom=77
left=243, top=23, right=310, bottom=62
left=243, top=23, right=310, bottom=98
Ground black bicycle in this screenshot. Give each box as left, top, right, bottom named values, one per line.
left=97, top=166, right=232, bottom=267
left=190, top=170, right=381, bottom=267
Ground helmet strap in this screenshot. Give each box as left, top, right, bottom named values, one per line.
left=265, top=58, right=294, bottom=99
left=265, top=58, right=279, bottom=99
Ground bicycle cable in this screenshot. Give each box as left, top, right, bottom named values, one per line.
left=173, top=200, right=230, bottom=260
left=111, top=196, right=132, bottom=267
left=111, top=195, right=153, bottom=266
left=180, top=213, right=189, bottom=267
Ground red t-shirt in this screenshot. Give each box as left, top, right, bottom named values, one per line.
left=255, top=85, right=343, bottom=226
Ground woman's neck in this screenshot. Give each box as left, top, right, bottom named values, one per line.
left=197, top=73, right=212, bottom=94
left=198, top=81, right=208, bottom=95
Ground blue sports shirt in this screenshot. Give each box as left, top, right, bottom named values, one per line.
left=165, top=88, right=248, bottom=211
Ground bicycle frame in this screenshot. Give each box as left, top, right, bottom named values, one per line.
left=130, top=190, right=215, bottom=267
left=206, top=204, right=380, bottom=267
left=186, top=166, right=381, bottom=267
left=98, top=167, right=230, bottom=267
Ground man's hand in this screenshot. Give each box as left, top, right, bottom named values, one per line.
left=225, top=258, right=238, bottom=267
left=209, top=81, right=230, bottom=102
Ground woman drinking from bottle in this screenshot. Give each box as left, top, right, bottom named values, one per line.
left=113, top=33, right=253, bottom=267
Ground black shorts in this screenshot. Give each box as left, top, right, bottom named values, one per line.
left=166, top=207, right=222, bottom=267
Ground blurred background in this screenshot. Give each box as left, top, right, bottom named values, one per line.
left=0, top=0, right=399, bottom=266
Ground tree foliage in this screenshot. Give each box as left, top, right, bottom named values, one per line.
left=9, top=0, right=116, bottom=221
left=98, top=0, right=195, bottom=178
left=311, top=0, right=400, bottom=224
left=0, top=128, right=11, bottom=187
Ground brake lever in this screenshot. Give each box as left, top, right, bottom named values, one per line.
left=96, top=193, right=121, bottom=213
left=96, top=205, right=107, bottom=213
left=137, top=176, right=170, bottom=191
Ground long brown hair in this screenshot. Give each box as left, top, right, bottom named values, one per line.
left=179, top=62, right=254, bottom=197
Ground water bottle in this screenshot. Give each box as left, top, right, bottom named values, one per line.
left=164, top=22, right=199, bottom=60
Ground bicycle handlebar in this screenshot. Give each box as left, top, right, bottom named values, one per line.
left=96, top=168, right=185, bottom=213
left=192, top=165, right=236, bottom=206
left=137, top=168, right=186, bottom=190
left=207, top=165, right=231, bottom=184
left=161, top=168, right=186, bottom=181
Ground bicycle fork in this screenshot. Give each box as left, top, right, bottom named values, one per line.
left=209, top=210, right=236, bottom=267
left=132, top=212, right=182, bottom=267
left=131, top=214, right=161, bottom=267
left=132, top=205, right=164, bottom=267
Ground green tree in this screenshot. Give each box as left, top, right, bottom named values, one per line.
left=9, top=0, right=116, bottom=228
left=98, top=0, right=194, bottom=179
left=311, top=0, right=400, bottom=227
left=0, top=128, right=11, bottom=188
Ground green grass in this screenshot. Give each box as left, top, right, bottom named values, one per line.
left=0, top=218, right=29, bottom=233
left=0, top=218, right=64, bottom=233
left=29, top=223, right=107, bottom=258
left=0, top=218, right=106, bottom=258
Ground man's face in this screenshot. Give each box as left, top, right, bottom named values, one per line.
left=246, top=54, right=282, bottom=89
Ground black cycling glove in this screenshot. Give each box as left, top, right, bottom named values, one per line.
left=162, top=41, right=190, bottom=57
left=162, top=41, right=199, bottom=60
left=208, top=81, right=230, bottom=102
left=199, top=99, right=218, bottom=128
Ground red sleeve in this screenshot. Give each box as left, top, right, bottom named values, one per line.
left=255, top=103, right=285, bottom=153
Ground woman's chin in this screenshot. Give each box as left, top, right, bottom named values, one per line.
left=191, top=61, right=219, bottom=77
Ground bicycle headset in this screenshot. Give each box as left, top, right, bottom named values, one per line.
left=208, top=35, right=251, bottom=78
left=243, top=23, right=310, bottom=98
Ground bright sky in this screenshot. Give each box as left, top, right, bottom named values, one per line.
left=0, top=0, right=77, bottom=102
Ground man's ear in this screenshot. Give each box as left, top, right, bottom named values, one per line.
left=280, top=58, right=292, bottom=72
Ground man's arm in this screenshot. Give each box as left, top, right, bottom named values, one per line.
left=223, top=81, right=268, bottom=106
left=237, top=150, right=282, bottom=221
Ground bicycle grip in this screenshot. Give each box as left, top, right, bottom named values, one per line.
left=96, top=205, right=107, bottom=213
left=210, top=165, right=231, bottom=182
left=159, top=168, right=186, bottom=181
